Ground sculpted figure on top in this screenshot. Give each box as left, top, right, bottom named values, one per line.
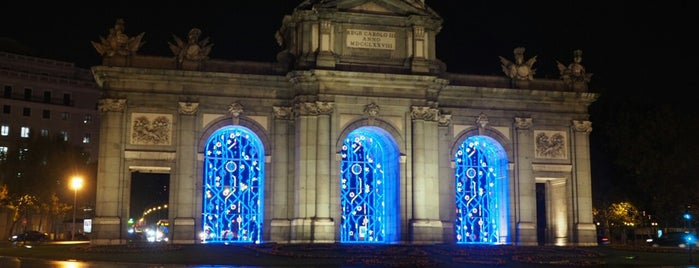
left=169, top=28, right=213, bottom=66
left=499, top=47, right=537, bottom=81
left=556, top=49, right=593, bottom=88
left=91, top=19, right=145, bottom=57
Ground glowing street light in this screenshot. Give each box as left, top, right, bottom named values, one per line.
left=71, top=176, right=84, bottom=241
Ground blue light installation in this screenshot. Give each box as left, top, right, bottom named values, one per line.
left=340, top=126, right=400, bottom=243
left=454, top=136, right=508, bottom=244
left=202, top=126, right=264, bottom=243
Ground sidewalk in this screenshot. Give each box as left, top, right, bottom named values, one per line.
left=2, top=241, right=698, bottom=267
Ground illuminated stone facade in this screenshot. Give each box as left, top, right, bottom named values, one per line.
left=90, top=0, right=598, bottom=246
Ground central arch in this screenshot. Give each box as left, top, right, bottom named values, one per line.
left=339, top=126, right=400, bottom=243
left=201, top=125, right=265, bottom=244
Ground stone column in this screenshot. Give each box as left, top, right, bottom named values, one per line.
left=313, top=102, right=334, bottom=242
left=291, top=102, right=319, bottom=242
left=270, top=106, right=294, bottom=242
left=514, top=117, right=537, bottom=245
left=409, top=106, right=442, bottom=243
left=571, top=120, right=597, bottom=245
left=171, top=102, right=198, bottom=244
left=93, top=98, right=126, bottom=245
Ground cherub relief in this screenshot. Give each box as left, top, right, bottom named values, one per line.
left=91, top=18, right=145, bottom=57
left=499, top=47, right=537, bottom=80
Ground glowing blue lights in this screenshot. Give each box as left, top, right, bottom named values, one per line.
left=340, top=126, right=400, bottom=243
left=202, top=126, right=264, bottom=244
left=454, top=136, right=508, bottom=244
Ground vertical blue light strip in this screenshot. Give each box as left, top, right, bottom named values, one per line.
left=202, top=126, right=264, bottom=243
left=340, top=126, right=399, bottom=243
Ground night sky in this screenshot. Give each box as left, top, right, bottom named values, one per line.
left=2, top=1, right=695, bottom=95
left=3, top=1, right=698, bottom=208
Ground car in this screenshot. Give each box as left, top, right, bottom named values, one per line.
left=8, top=231, right=49, bottom=243
left=651, top=232, right=698, bottom=248
left=597, top=235, right=610, bottom=245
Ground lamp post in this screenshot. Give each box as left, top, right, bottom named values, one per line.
left=71, top=177, right=84, bottom=241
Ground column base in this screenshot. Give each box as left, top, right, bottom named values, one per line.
left=270, top=219, right=291, bottom=243
left=410, top=219, right=444, bottom=244
left=172, top=217, right=196, bottom=244
left=312, top=218, right=335, bottom=243
left=91, top=216, right=123, bottom=245
left=516, top=222, right=537, bottom=246
left=575, top=223, right=598, bottom=246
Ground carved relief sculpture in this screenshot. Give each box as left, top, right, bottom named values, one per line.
left=499, top=47, right=537, bottom=80
left=169, top=28, right=213, bottom=67
left=534, top=130, right=567, bottom=159
left=556, top=50, right=593, bottom=91
left=91, top=19, right=145, bottom=57
left=131, top=113, right=172, bottom=145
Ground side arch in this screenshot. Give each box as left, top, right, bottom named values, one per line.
left=453, top=134, right=510, bottom=244
left=200, top=124, right=266, bottom=244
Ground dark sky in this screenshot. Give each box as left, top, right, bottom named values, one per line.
left=2, top=1, right=697, bottom=99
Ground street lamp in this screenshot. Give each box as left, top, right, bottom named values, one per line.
left=71, top=176, right=84, bottom=241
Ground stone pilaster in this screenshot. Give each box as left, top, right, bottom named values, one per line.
left=409, top=106, right=443, bottom=243
left=514, top=117, right=537, bottom=245
left=313, top=102, right=335, bottom=242
left=291, top=101, right=319, bottom=242
left=270, top=106, right=294, bottom=242
left=92, top=98, right=127, bottom=245
left=571, top=120, right=597, bottom=245
left=171, top=101, right=199, bottom=244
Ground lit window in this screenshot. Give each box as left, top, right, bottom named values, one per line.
left=1, top=125, right=8, bottom=136
left=20, top=127, right=30, bottom=138
left=83, top=133, right=91, bottom=143
left=60, top=131, right=68, bottom=141
left=0, top=146, right=7, bottom=161
left=18, top=148, right=28, bottom=160
left=40, top=129, right=49, bottom=137
left=84, top=114, right=92, bottom=124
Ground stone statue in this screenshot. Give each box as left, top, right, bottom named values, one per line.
left=168, top=28, right=213, bottom=65
left=556, top=49, right=593, bottom=86
left=91, top=18, right=145, bottom=57
left=499, top=47, right=537, bottom=80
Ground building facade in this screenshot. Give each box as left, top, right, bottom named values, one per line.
left=90, top=0, right=598, bottom=246
left=0, top=50, right=101, bottom=237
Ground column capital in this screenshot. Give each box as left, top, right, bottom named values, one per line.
left=410, top=106, right=439, bottom=121
left=98, top=98, right=126, bottom=112
left=572, top=120, right=592, bottom=133
left=514, top=117, right=533, bottom=130
left=178, top=102, right=199, bottom=115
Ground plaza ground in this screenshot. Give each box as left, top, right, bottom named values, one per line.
left=1, top=241, right=699, bottom=267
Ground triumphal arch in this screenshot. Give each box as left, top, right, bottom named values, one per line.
left=90, top=0, right=598, bottom=246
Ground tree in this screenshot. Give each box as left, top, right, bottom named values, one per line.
left=0, top=134, right=95, bottom=238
